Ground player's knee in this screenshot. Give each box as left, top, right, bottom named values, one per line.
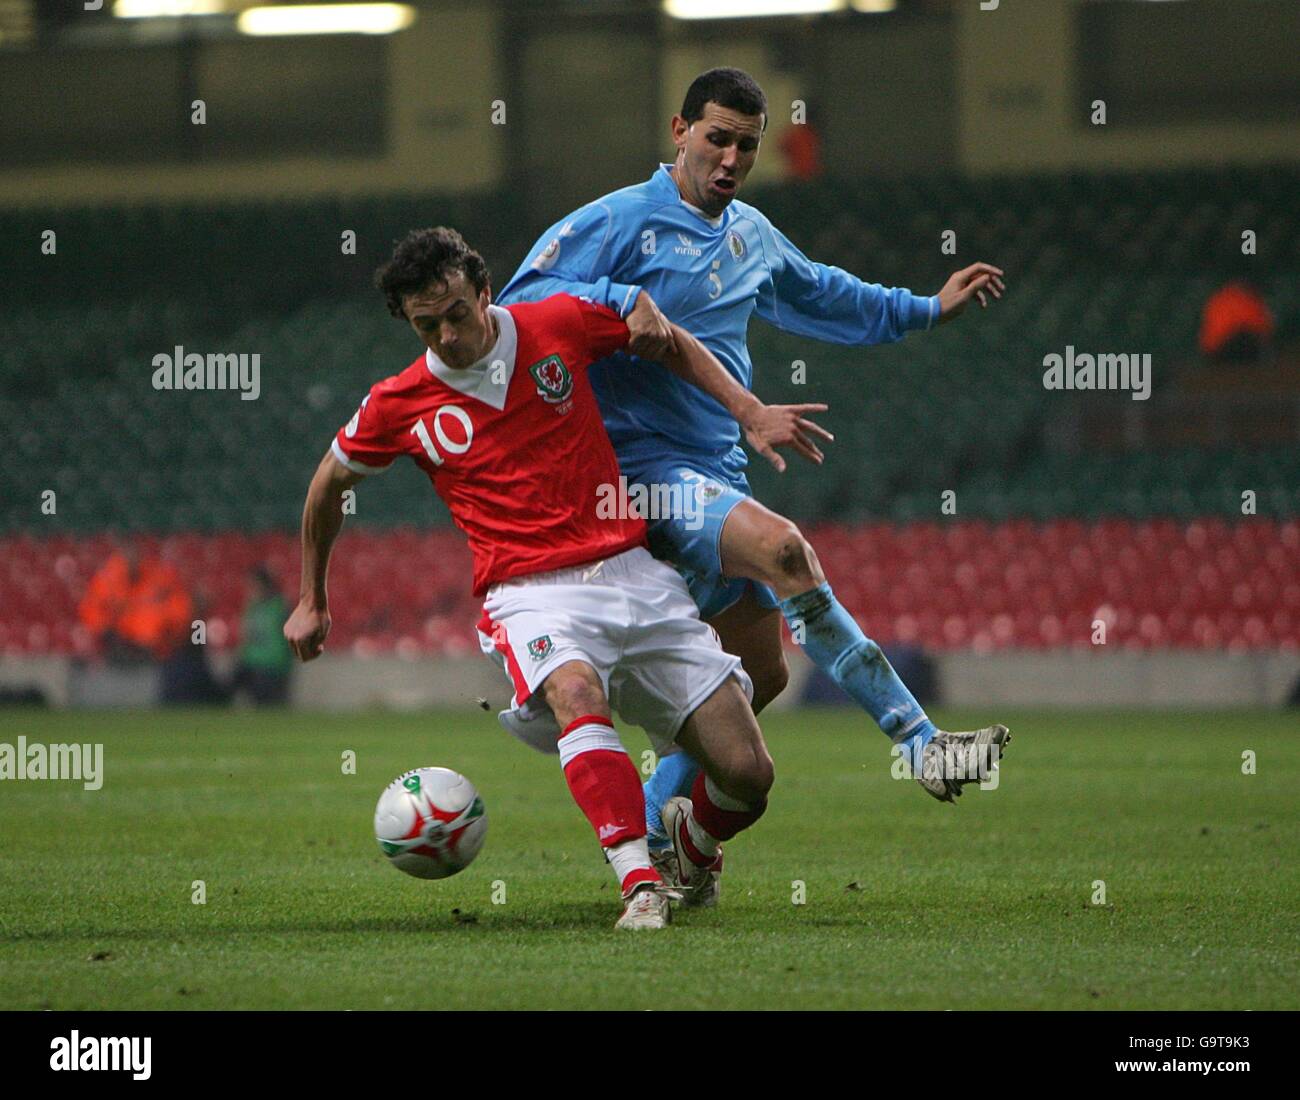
left=541, top=666, right=608, bottom=727
left=730, top=748, right=774, bottom=806
left=710, top=722, right=774, bottom=804
left=760, top=521, right=819, bottom=587
left=753, top=749, right=775, bottom=799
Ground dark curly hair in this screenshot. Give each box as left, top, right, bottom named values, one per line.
left=374, top=227, right=491, bottom=320
left=681, top=67, right=767, bottom=131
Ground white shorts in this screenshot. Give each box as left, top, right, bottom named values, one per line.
left=476, top=546, right=752, bottom=756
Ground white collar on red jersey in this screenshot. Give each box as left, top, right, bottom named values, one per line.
left=424, top=304, right=517, bottom=411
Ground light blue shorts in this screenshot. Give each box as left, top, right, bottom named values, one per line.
left=622, top=450, right=781, bottom=621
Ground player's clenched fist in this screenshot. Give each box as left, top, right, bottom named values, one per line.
left=626, top=290, right=678, bottom=359
left=284, top=601, right=331, bottom=662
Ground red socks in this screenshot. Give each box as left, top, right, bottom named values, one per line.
left=690, top=771, right=766, bottom=841
left=557, top=716, right=767, bottom=888
left=558, top=715, right=659, bottom=895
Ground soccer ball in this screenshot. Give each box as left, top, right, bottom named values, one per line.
left=374, top=767, right=488, bottom=880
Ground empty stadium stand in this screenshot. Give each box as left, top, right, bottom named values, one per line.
left=4, top=167, right=1297, bottom=656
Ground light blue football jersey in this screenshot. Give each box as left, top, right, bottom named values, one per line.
left=497, top=162, right=939, bottom=471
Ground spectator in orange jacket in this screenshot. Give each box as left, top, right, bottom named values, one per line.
left=1199, top=282, right=1274, bottom=365
left=79, top=544, right=193, bottom=664
left=779, top=117, right=822, bottom=182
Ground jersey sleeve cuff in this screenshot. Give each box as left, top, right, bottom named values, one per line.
left=909, top=293, right=940, bottom=332
left=612, top=283, right=642, bottom=319
left=331, top=438, right=391, bottom=475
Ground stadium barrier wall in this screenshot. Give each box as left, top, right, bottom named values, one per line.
left=3, top=650, right=1296, bottom=711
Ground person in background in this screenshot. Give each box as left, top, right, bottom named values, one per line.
left=778, top=111, right=821, bottom=182
left=79, top=541, right=193, bottom=666
left=229, top=565, right=293, bottom=705
left=1199, top=281, right=1274, bottom=366
left=159, top=579, right=227, bottom=705
left=80, top=540, right=223, bottom=704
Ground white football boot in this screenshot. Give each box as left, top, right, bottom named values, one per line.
left=649, top=844, right=678, bottom=888
left=615, top=882, right=677, bottom=930
left=912, top=724, right=1012, bottom=803
left=650, top=841, right=722, bottom=903
left=661, top=797, right=723, bottom=909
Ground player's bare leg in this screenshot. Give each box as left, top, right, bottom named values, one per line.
left=538, top=660, right=677, bottom=928
left=718, top=497, right=1011, bottom=802
left=655, top=676, right=774, bottom=907
left=717, top=496, right=826, bottom=601
left=706, top=591, right=789, bottom=713
left=641, top=579, right=788, bottom=851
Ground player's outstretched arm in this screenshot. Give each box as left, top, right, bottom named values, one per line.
left=659, top=320, right=834, bottom=473
left=284, top=450, right=362, bottom=662
left=758, top=219, right=1003, bottom=344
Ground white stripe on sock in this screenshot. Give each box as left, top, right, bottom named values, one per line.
left=557, top=722, right=625, bottom=769
left=685, top=812, right=720, bottom=860
left=606, top=837, right=653, bottom=887
left=703, top=774, right=753, bottom=813
left=895, top=713, right=929, bottom=738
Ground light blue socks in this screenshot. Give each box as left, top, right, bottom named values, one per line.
left=780, top=582, right=936, bottom=767
left=643, top=751, right=701, bottom=849
left=644, top=581, right=935, bottom=844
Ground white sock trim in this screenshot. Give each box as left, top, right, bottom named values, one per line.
left=557, top=722, right=625, bottom=769
left=606, top=837, right=653, bottom=890
left=703, top=774, right=752, bottom=813
left=895, top=713, right=929, bottom=739
left=685, top=813, right=720, bottom=860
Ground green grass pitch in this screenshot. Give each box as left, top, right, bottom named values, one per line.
left=0, top=706, right=1295, bottom=1010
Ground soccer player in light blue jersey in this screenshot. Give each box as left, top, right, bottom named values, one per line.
left=498, top=68, right=1011, bottom=899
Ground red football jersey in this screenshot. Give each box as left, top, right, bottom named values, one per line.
left=332, top=294, right=646, bottom=596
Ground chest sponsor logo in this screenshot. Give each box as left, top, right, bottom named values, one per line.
left=526, top=635, right=553, bottom=660
left=528, top=355, right=574, bottom=406
left=674, top=231, right=703, bottom=258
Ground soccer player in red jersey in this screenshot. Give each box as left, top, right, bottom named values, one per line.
left=284, top=227, right=828, bottom=929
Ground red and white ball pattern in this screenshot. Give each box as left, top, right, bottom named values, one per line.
left=374, top=767, right=488, bottom=880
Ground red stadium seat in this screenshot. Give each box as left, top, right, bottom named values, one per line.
left=3, top=520, right=1296, bottom=656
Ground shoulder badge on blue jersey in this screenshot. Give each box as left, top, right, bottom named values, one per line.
left=530, top=220, right=574, bottom=272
